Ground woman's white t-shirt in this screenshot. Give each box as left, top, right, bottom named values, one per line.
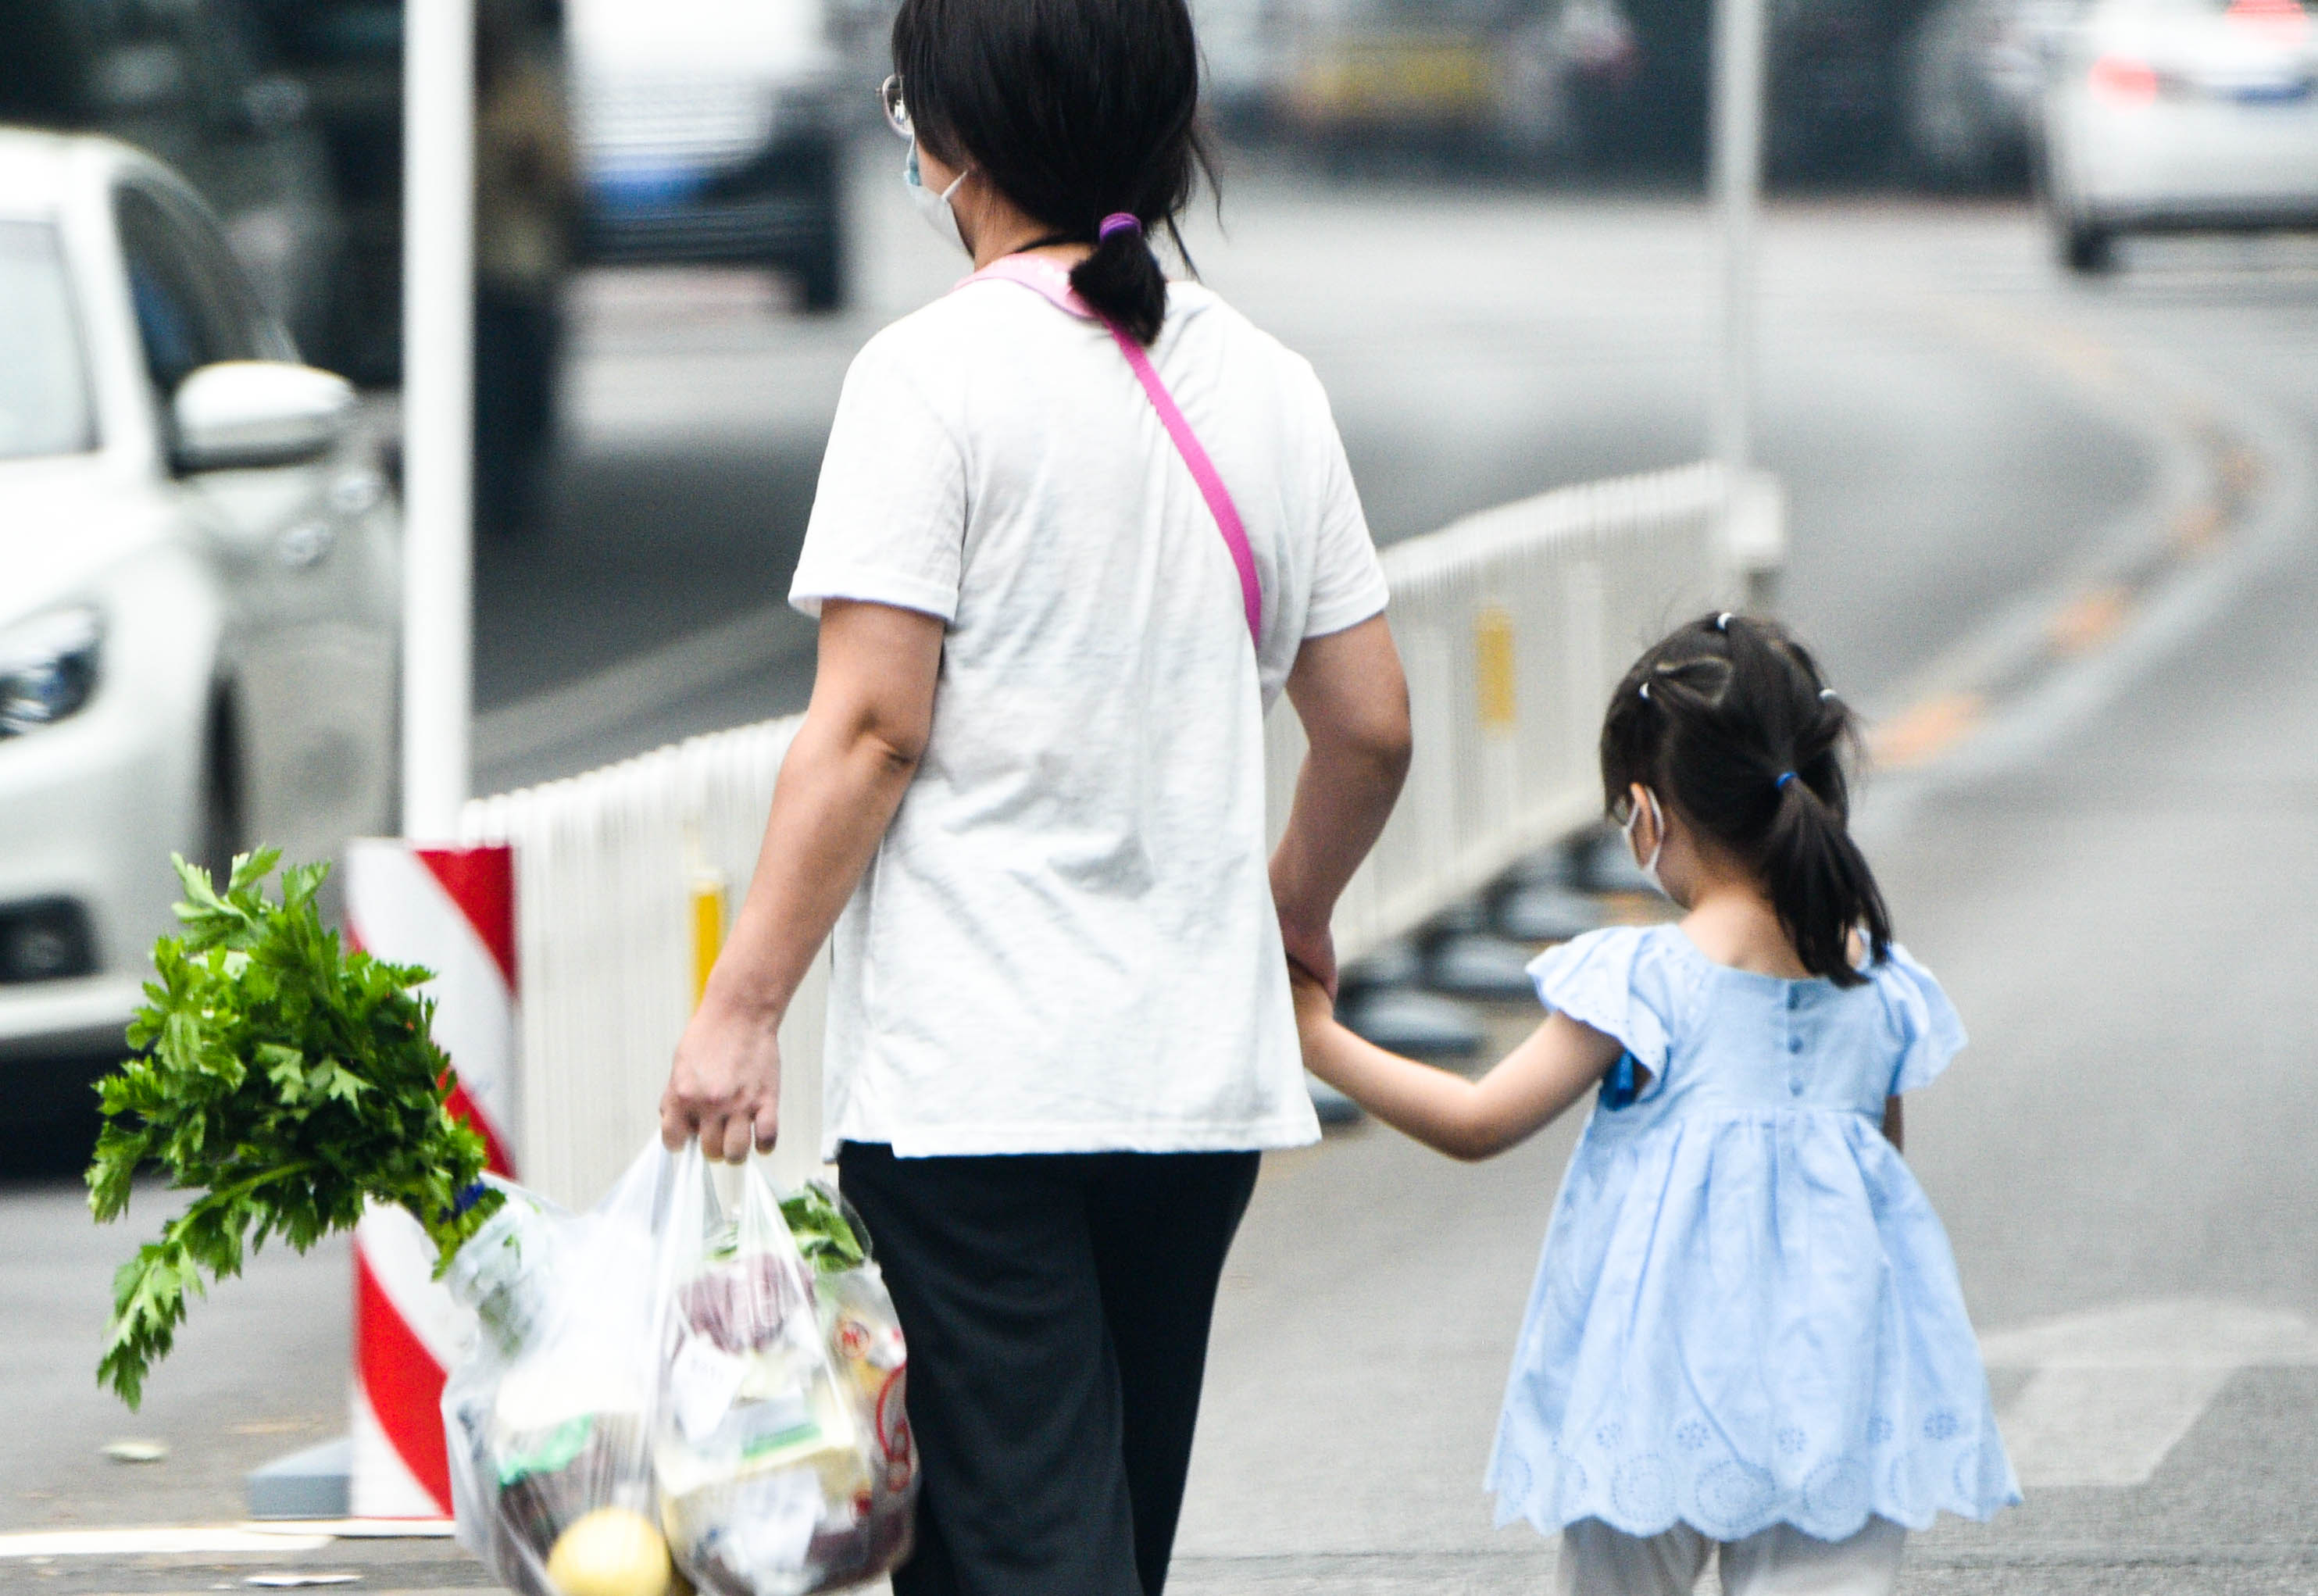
left=791, top=277, right=1388, bottom=1158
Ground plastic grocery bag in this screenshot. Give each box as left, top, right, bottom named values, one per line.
left=652, top=1142, right=916, bottom=1596
left=442, top=1148, right=672, bottom=1596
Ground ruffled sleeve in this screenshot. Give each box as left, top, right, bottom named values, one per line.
left=1875, top=943, right=1967, bottom=1094
left=1526, top=927, right=1682, bottom=1080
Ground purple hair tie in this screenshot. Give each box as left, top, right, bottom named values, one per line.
left=1098, top=212, right=1143, bottom=242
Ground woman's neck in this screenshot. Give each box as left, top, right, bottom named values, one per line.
left=955, top=177, right=1090, bottom=272
left=970, top=216, right=1091, bottom=272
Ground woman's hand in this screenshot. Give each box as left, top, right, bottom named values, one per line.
left=1277, top=912, right=1339, bottom=998
left=663, top=994, right=784, bottom=1162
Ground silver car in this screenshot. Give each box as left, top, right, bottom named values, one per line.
left=0, top=130, right=397, bottom=1073
left=2043, top=0, right=2318, bottom=270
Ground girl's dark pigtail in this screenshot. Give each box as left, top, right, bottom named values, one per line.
left=1070, top=218, right=1168, bottom=345
left=1762, top=773, right=1891, bottom=987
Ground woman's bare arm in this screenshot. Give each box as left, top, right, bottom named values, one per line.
left=1292, top=977, right=1627, bottom=1161
left=1883, top=1095, right=1904, bottom=1153
left=661, top=600, right=945, bottom=1159
left=1270, top=615, right=1412, bottom=992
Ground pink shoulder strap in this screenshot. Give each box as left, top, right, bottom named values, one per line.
left=962, top=255, right=1262, bottom=646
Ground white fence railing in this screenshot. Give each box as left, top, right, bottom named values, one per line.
left=464, top=462, right=1742, bottom=1209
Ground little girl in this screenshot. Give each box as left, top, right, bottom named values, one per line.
left=1293, top=613, right=2018, bottom=1596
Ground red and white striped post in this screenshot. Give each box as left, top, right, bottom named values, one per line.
left=345, top=841, right=516, bottom=1519
left=359, top=0, right=485, bottom=1519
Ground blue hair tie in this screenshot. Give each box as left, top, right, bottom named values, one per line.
left=1777, top=772, right=1797, bottom=791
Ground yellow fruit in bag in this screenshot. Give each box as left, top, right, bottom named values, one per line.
left=545, top=1506, right=674, bottom=1596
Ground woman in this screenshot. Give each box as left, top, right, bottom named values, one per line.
left=660, top=0, right=1412, bottom=1590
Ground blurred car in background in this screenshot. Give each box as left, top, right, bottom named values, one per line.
left=567, top=0, right=850, bottom=310
left=0, top=131, right=398, bottom=1068
left=1902, top=0, right=2076, bottom=187
left=0, top=0, right=343, bottom=363
left=2044, top=0, right=2318, bottom=270
left=1232, top=0, right=1639, bottom=169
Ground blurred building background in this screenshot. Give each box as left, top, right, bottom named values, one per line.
left=0, top=0, right=2096, bottom=399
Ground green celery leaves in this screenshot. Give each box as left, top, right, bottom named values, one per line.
left=88, top=849, right=503, bottom=1408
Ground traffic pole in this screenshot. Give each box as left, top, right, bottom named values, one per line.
left=1709, top=0, right=1763, bottom=480
left=402, top=0, right=477, bottom=841
left=343, top=0, right=484, bottom=1521
left=1709, top=0, right=1784, bottom=611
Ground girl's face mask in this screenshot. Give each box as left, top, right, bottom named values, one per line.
left=905, top=145, right=970, bottom=257
left=1623, top=787, right=1670, bottom=898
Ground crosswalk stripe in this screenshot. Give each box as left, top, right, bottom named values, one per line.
left=1981, top=1299, right=2318, bottom=1487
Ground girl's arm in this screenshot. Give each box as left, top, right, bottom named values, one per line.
left=1883, top=1095, right=1904, bottom=1152
left=1293, top=975, right=1627, bottom=1161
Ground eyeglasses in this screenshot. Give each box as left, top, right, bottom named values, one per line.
left=879, top=75, right=912, bottom=139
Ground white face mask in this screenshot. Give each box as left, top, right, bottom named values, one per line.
left=1623, top=787, right=1670, bottom=898
left=905, top=145, right=970, bottom=257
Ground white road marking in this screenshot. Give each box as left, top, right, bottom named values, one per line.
left=1982, top=1299, right=2318, bottom=1488
left=0, top=1526, right=332, bottom=1558
left=242, top=1518, right=458, bottom=1539
left=245, top=1576, right=359, bottom=1588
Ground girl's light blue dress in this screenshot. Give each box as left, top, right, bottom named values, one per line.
left=1486, top=924, right=2020, bottom=1544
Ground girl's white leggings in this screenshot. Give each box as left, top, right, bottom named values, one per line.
left=1552, top=1516, right=1906, bottom=1596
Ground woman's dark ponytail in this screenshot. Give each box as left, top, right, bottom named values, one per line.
left=893, top=0, right=1213, bottom=346
left=1070, top=218, right=1170, bottom=345
left=1601, top=614, right=1891, bottom=986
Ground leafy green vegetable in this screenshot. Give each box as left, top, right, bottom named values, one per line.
left=780, top=1184, right=866, bottom=1276
left=88, top=849, right=503, bottom=1408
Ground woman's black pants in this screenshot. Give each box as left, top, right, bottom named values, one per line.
left=837, top=1143, right=1263, bottom=1596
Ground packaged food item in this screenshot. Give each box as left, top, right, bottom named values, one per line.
left=443, top=1149, right=671, bottom=1596
left=652, top=1151, right=916, bottom=1596
left=439, top=1143, right=918, bottom=1596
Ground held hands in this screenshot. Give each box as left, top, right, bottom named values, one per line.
left=1287, top=963, right=1350, bottom=1093
left=1276, top=909, right=1339, bottom=1000
left=661, top=993, right=783, bottom=1162
left=1288, top=963, right=1334, bottom=1034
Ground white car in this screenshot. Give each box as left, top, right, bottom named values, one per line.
left=0, top=130, right=398, bottom=1078
left=2043, top=0, right=2318, bottom=270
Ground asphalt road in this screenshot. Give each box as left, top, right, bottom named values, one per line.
left=8, top=155, right=2318, bottom=1594
left=467, top=146, right=2152, bottom=789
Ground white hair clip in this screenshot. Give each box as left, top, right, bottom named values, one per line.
left=1819, top=687, right=1838, bottom=702
left=1716, top=612, right=1734, bottom=632
left=1638, top=681, right=1652, bottom=701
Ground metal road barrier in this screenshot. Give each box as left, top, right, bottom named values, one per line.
left=461, top=462, right=1749, bottom=1208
